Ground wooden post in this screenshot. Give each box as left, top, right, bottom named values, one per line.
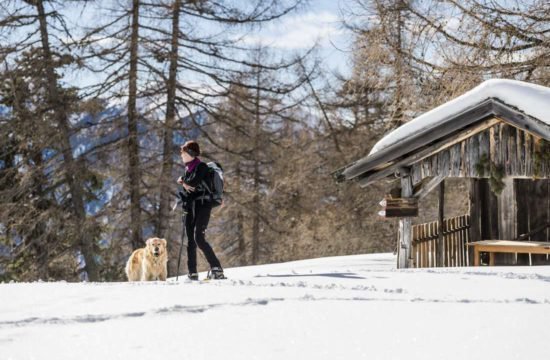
left=438, top=180, right=445, bottom=267
left=469, top=179, right=481, bottom=242
left=498, top=177, right=516, bottom=240
left=470, top=178, right=481, bottom=266
left=398, top=168, right=413, bottom=269
left=473, top=246, right=480, bottom=266
left=497, top=177, right=517, bottom=264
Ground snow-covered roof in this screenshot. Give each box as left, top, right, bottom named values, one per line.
left=370, top=79, right=550, bottom=156
left=335, top=79, right=550, bottom=183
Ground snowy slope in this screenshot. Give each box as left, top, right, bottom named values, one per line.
left=370, top=79, right=550, bottom=155
left=1, top=253, right=550, bottom=360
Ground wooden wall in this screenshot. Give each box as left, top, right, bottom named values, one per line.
left=468, top=178, right=550, bottom=265
left=410, top=122, right=550, bottom=184
left=408, top=120, right=549, bottom=266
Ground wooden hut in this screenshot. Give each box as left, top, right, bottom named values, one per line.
left=334, top=79, right=550, bottom=268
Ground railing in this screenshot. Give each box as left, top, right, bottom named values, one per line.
left=411, top=214, right=470, bottom=268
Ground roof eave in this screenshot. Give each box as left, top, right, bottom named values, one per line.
left=338, top=99, right=495, bottom=181
left=334, top=99, right=550, bottom=185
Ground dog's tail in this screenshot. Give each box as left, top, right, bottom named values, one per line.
left=125, top=251, right=140, bottom=281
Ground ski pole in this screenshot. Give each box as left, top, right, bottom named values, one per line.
left=175, top=211, right=187, bottom=281
left=174, top=190, right=188, bottom=281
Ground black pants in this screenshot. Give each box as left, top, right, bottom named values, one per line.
left=186, top=201, right=222, bottom=274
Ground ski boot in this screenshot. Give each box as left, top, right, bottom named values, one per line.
left=187, top=273, right=199, bottom=281
left=206, top=267, right=226, bottom=280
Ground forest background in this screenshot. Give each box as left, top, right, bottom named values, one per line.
left=0, top=0, right=548, bottom=281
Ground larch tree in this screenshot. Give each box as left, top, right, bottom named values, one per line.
left=0, top=0, right=103, bottom=281
left=78, top=0, right=309, bottom=258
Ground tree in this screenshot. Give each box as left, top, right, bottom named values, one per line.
left=202, top=45, right=309, bottom=266
left=0, top=0, right=103, bottom=280
left=405, top=0, right=549, bottom=85
left=77, top=0, right=309, bottom=260
left=341, top=0, right=422, bottom=131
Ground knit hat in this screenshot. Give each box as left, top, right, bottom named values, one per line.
left=181, top=140, right=200, bottom=157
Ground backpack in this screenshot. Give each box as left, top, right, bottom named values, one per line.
left=201, top=162, right=224, bottom=207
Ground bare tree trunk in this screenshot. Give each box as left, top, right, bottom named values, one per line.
left=30, top=151, right=49, bottom=279
left=235, top=164, right=246, bottom=264
left=251, top=68, right=261, bottom=264
left=302, top=66, right=342, bottom=154
left=128, top=0, right=142, bottom=250
left=393, top=2, right=404, bottom=127
left=158, top=0, right=182, bottom=238
left=35, top=0, right=99, bottom=281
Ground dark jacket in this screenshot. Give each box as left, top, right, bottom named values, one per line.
left=180, top=162, right=211, bottom=203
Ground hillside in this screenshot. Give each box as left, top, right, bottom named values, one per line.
left=1, top=253, right=549, bottom=360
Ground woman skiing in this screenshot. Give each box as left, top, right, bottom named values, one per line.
left=177, top=140, right=225, bottom=280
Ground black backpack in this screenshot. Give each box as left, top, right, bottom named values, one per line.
left=201, top=162, right=224, bottom=207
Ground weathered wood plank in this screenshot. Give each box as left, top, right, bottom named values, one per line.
left=509, top=126, right=517, bottom=175
left=464, top=215, right=472, bottom=266
left=515, top=179, right=530, bottom=265
left=517, top=129, right=525, bottom=176
left=450, top=144, right=460, bottom=176
left=469, top=179, right=481, bottom=243
left=345, top=100, right=496, bottom=181
left=460, top=140, right=467, bottom=176
left=413, top=175, right=445, bottom=200
left=420, top=224, right=429, bottom=267
left=492, top=101, right=550, bottom=141
left=525, top=133, right=532, bottom=176
left=470, top=133, right=480, bottom=177
left=449, top=218, right=454, bottom=266
left=497, top=177, right=517, bottom=265
left=356, top=118, right=501, bottom=186
left=411, top=164, right=422, bottom=184
left=498, top=177, right=516, bottom=241
left=443, top=149, right=451, bottom=177
left=438, top=181, right=445, bottom=267
left=500, top=124, right=512, bottom=174
left=461, top=216, right=466, bottom=266
left=489, top=126, right=497, bottom=171
left=436, top=154, right=440, bottom=176
left=495, top=123, right=503, bottom=167
left=478, top=129, right=490, bottom=177
left=398, top=174, right=414, bottom=269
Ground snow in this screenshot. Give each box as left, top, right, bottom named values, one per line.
left=1, top=253, right=550, bottom=360
left=370, top=79, right=550, bottom=155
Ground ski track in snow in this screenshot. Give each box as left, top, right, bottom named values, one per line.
left=0, top=298, right=283, bottom=329
left=2, top=263, right=550, bottom=330
left=2, top=292, right=547, bottom=331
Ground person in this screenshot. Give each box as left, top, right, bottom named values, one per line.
left=177, top=140, right=225, bottom=280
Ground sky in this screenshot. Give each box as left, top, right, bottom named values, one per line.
left=55, top=0, right=354, bottom=90
left=240, top=0, right=353, bottom=76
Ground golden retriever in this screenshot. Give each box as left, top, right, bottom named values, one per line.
left=125, top=237, right=168, bottom=281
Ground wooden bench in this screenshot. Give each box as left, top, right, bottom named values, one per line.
left=468, top=240, right=550, bottom=266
